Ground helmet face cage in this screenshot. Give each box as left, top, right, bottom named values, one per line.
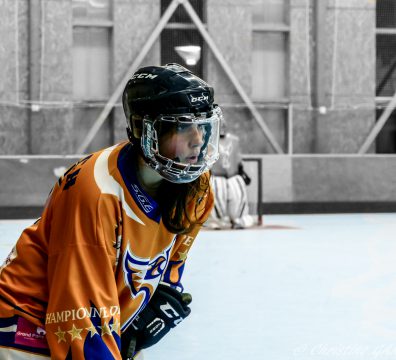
left=141, top=106, right=222, bottom=183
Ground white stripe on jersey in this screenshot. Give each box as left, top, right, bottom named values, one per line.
left=0, top=324, right=17, bottom=332
left=94, top=145, right=145, bottom=225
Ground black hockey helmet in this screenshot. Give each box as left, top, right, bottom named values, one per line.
left=123, top=63, right=215, bottom=125
left=122, top=63, right=221, bottom=183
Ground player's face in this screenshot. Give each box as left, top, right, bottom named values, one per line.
left=158, top=123, right=205, bottom=164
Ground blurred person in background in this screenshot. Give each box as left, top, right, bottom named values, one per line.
left=205, top=119, right=255, bottom=230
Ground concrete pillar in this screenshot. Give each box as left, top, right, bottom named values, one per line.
left=290, top=0, right=375, bottom=153
left=0, top=0, right=29, bottom=154
left=207, top=0, right=268, bottom=153
left=314, top=0, right=376, bottom=153
left=112, top=0, right=160, bottom=144
left=289, top=0, right=314, bottom=153
left=28, top=0, right=42, bottom=154
left=31, top=0, right=73, bottom=154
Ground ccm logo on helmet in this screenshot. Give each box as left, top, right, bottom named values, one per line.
left=132, top=73, right=158, bottom=80
left=190, top=93, right=209, bottom=103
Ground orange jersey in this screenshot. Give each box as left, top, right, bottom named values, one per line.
left=0, top=142, right=213, bottom=359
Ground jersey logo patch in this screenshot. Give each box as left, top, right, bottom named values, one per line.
left=131, top=183, right=154, bottom=213
left=15, top=317, right=48, bottom=349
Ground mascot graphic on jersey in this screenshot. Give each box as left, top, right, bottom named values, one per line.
left=122, top=241, right=174, bottom=330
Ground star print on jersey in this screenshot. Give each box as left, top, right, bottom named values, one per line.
left=86, top=323, right=98, bottom=338
left=121, top=239, right=175, bottom=331
left=177, top=249, right=188, bottom=261
left=110, top=320, right=120, bottom=334
left=68, top=324, right=83, bottom=341
left=99, top=322, right=112, bottom=336
left=55, top=326, right=66, bottom=343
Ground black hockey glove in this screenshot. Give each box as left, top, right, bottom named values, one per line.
left=121, top=283, right=192, bottom=359
left=238, top=163, right=251, bottom=185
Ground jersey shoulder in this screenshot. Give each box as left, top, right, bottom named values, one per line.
left=53, top=143, right=126, bottom=196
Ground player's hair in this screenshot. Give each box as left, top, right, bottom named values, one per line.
left=158, top=172, right=211, bottom=234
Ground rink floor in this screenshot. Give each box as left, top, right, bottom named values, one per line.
left=1, top=214, right=396, bottom=360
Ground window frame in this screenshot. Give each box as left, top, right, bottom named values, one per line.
left=251, top=2, right=290, bottom=105
left=375, top=27, right=396, bottom=102
left=250, top=1, right=291, bottom=153
left=72, top=1, right=113, bottom=102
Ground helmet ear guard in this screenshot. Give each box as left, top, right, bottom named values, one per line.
left=125, top=115, right=143, bottom=143
left=131, top=114, right=143, bottom=139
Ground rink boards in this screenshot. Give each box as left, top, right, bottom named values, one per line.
left=1, top=154, right=396, bottom=211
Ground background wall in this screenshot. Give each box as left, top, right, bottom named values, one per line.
left=0, top=0, right=391, bottom=214
left=0, top=0, right=377, bottom=154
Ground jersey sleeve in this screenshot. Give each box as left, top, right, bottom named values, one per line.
left=162, top=178, right=214, bottom=291
left=44, top=156, right=122, bottom=360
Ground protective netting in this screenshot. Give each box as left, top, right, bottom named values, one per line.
left=376, top=0, right=396, bottom=153
left=376, top=0, right=396, bottom=97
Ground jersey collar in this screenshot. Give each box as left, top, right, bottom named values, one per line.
left=117, top=144, right=161, bottom=223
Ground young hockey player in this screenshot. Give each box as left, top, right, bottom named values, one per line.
left=0, top=63, right=221, bottom=359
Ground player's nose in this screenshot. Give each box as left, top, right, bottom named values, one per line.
left=189, top=126, right=204, bottom=148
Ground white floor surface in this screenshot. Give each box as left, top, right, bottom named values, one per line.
left=1, top=214, right=396, bottom=360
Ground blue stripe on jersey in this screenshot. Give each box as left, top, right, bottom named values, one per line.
left=162, top=260, right=185, bottom=291
left=118, top=144, right=161, bottom=223
left=83, top=326, right=120, bottom=360
left=83, top=303, right=121, bottom=359
left=0, top=315, right=18, bottom=327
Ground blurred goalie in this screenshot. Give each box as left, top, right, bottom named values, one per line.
left=205, top=120, right=255, bottom=229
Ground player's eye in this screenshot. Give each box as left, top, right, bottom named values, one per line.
left=177, top=123, right=195, bottom=132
